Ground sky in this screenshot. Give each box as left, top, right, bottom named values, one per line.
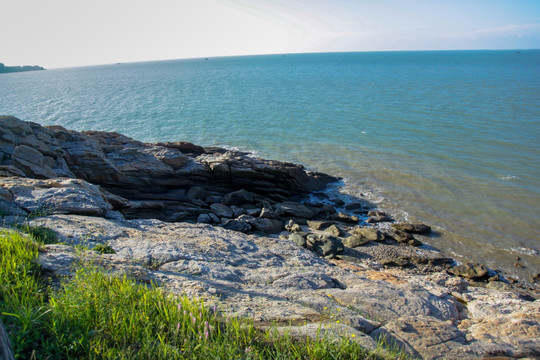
left=1, top=0, right=539, bottom=69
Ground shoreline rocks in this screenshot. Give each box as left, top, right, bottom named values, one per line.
left=1, top=116, right=539, bottom=359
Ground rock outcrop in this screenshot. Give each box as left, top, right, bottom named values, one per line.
left=1, top=116, right=539, bottom=360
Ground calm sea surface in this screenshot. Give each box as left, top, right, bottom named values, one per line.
left=1, top=51, right=539, bottom=279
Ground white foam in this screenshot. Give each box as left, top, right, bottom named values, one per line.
left=499, top=175, right=519, bottom=181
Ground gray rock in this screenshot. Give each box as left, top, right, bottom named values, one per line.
left=306, top=233, right=344, bottom=258
left=284, top=219, right=302, bottom=233
left=389, top=230, right=422, bottom=246
left=1, top=177, right=112, bottom=216
left=229, top=205, right=244, bottom=218
left=366, top=215, right=389, bottom=223
left=221, top=189, right=255, bottom=206
left=197, top=213, right=211, bottom=223
left=289, top=233, right=307, bottom=248
left=352, top=226, right=384, bottom=241
left=330, top=212, right=359, bottom=223
left=372, top=316, right=468, bottom=360
left=259, top=204, right=280, bottom=219
left=187, top=186, right=209, bottom=200
left=343, top=235, right=371, bottom=248
left=275, top=202, right=316, bottom=219
left=448, top=263, right=489, bottom=280
left=392, top=223, right=432, bottom=235
left=249, top=217, right=283, bottom=234
left=210, top=203, right=233, bottom=218
left=222, top=219, right=252, bottom=233
left=324, top=224, right=343, bottom=237
left=306, top=220, right=333, bottom=230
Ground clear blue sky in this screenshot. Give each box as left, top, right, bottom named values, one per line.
left=2, top=0, right=539, bottom=68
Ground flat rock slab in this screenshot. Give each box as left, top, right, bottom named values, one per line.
left=30, top=214, right=540, bottom=360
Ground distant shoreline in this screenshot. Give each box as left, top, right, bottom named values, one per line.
left=0, top=63, right=45, bottom=74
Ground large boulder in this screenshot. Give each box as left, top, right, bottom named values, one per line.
left=0, top=177, right=112, bottom=217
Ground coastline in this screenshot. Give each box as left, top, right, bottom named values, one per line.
left=1, top=115, right=539, bottom=359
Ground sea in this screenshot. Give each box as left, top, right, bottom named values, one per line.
left=1, top=50, right=539, bottom=281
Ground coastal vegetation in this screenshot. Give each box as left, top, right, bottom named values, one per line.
left=0, top=228, right=406, bottom=360
left=0, top=63, right=45, bottom=74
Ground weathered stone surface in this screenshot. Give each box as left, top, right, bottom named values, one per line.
left=1, top=177, right=112, bottom=216
left=352, top=226, right=385, bottom=242
left=221, top=189, right=256, bottom=206
left=330, top=212, right=359, bottom=223
left=392, top=223, right=432, bottom=235
left=222, top=219, right=252, bottom=233
left=275, top=202, right=316, bottom=219
left=306, top=233, right=344, bottom=258
left=372, top=316, right=468, bottom=359
left=389, top=229, right=423, bottom=246
left=306, top=220, right=333, bottom=230
left=324, top=224, right=342, bottom=237
left=210, top=203, right=233, bottom=218
left=1, top=117, right=337, bottom=220
left=448, top=263, right=489, bottom=280
left=248, top=217, right=284, bottom=234
left=343, top=235, right=372, bottom=248
left=284, top=219, right=302, bottom=233
left=25, top=214, right=540, bottom=360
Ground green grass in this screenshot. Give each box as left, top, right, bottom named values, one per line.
left=0, top=229, right=409, bottom=359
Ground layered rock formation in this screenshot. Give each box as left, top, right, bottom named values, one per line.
left=1, top=116, right=539, bottom=359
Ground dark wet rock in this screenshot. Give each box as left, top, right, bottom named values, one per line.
left=366, top=215, right=390, bottom=223
left=221, top=189, right=256, bottom=206
left=187, top=186, right=209, bottom=200
left=222, top=219, right=252, bottom=233
left=343, top=235, right=371, bottom=248
left=210, top=203, right=233, bottom=218
left=389, top=229, right=423, bottom=246
left=244, top=207, right=261, bottom=217
left=448, top=263, right=489, bottom=280
left=259, top=204, right=281, bottom=219
left=306, top=220, right=333, bottom=230
left=365, top=210, right=390, bottom=223
left=392, top=222, right=432, bottom=235
left=330, top=212, right=359, bottom=224
left=230, top=205, right=245, bottom=218
left=155, top=141, right=205, bottom=156
left=332, top=198, right=345, bottom=206
left=197, top=213, right=211, bottom=224
left=344, top=202, right=364, bottom=211
left=275, top=202, right=316, bottom=219
left=249, top=217, right=284, bottom=234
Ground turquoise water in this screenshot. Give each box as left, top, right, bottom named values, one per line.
left=1, top=50, right=539, bottom=279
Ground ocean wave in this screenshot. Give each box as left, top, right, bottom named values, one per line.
left=499, top=175, right=519, bottom=181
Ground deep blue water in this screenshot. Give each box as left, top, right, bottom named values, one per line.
left=1, top=50, right=539, bottom=279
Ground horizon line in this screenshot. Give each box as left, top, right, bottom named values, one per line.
left=39, top=47, right=540, bottom=70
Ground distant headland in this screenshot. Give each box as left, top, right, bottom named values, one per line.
left=0, top=63, right=45, bottom=74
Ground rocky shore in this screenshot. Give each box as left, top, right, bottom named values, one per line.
left=1, top=115, right=539, bottom=359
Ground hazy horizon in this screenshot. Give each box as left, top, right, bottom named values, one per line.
left=2, top=0, right=540, bottom=69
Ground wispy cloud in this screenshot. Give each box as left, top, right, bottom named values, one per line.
left=436, top=23, right=540, bottom=40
